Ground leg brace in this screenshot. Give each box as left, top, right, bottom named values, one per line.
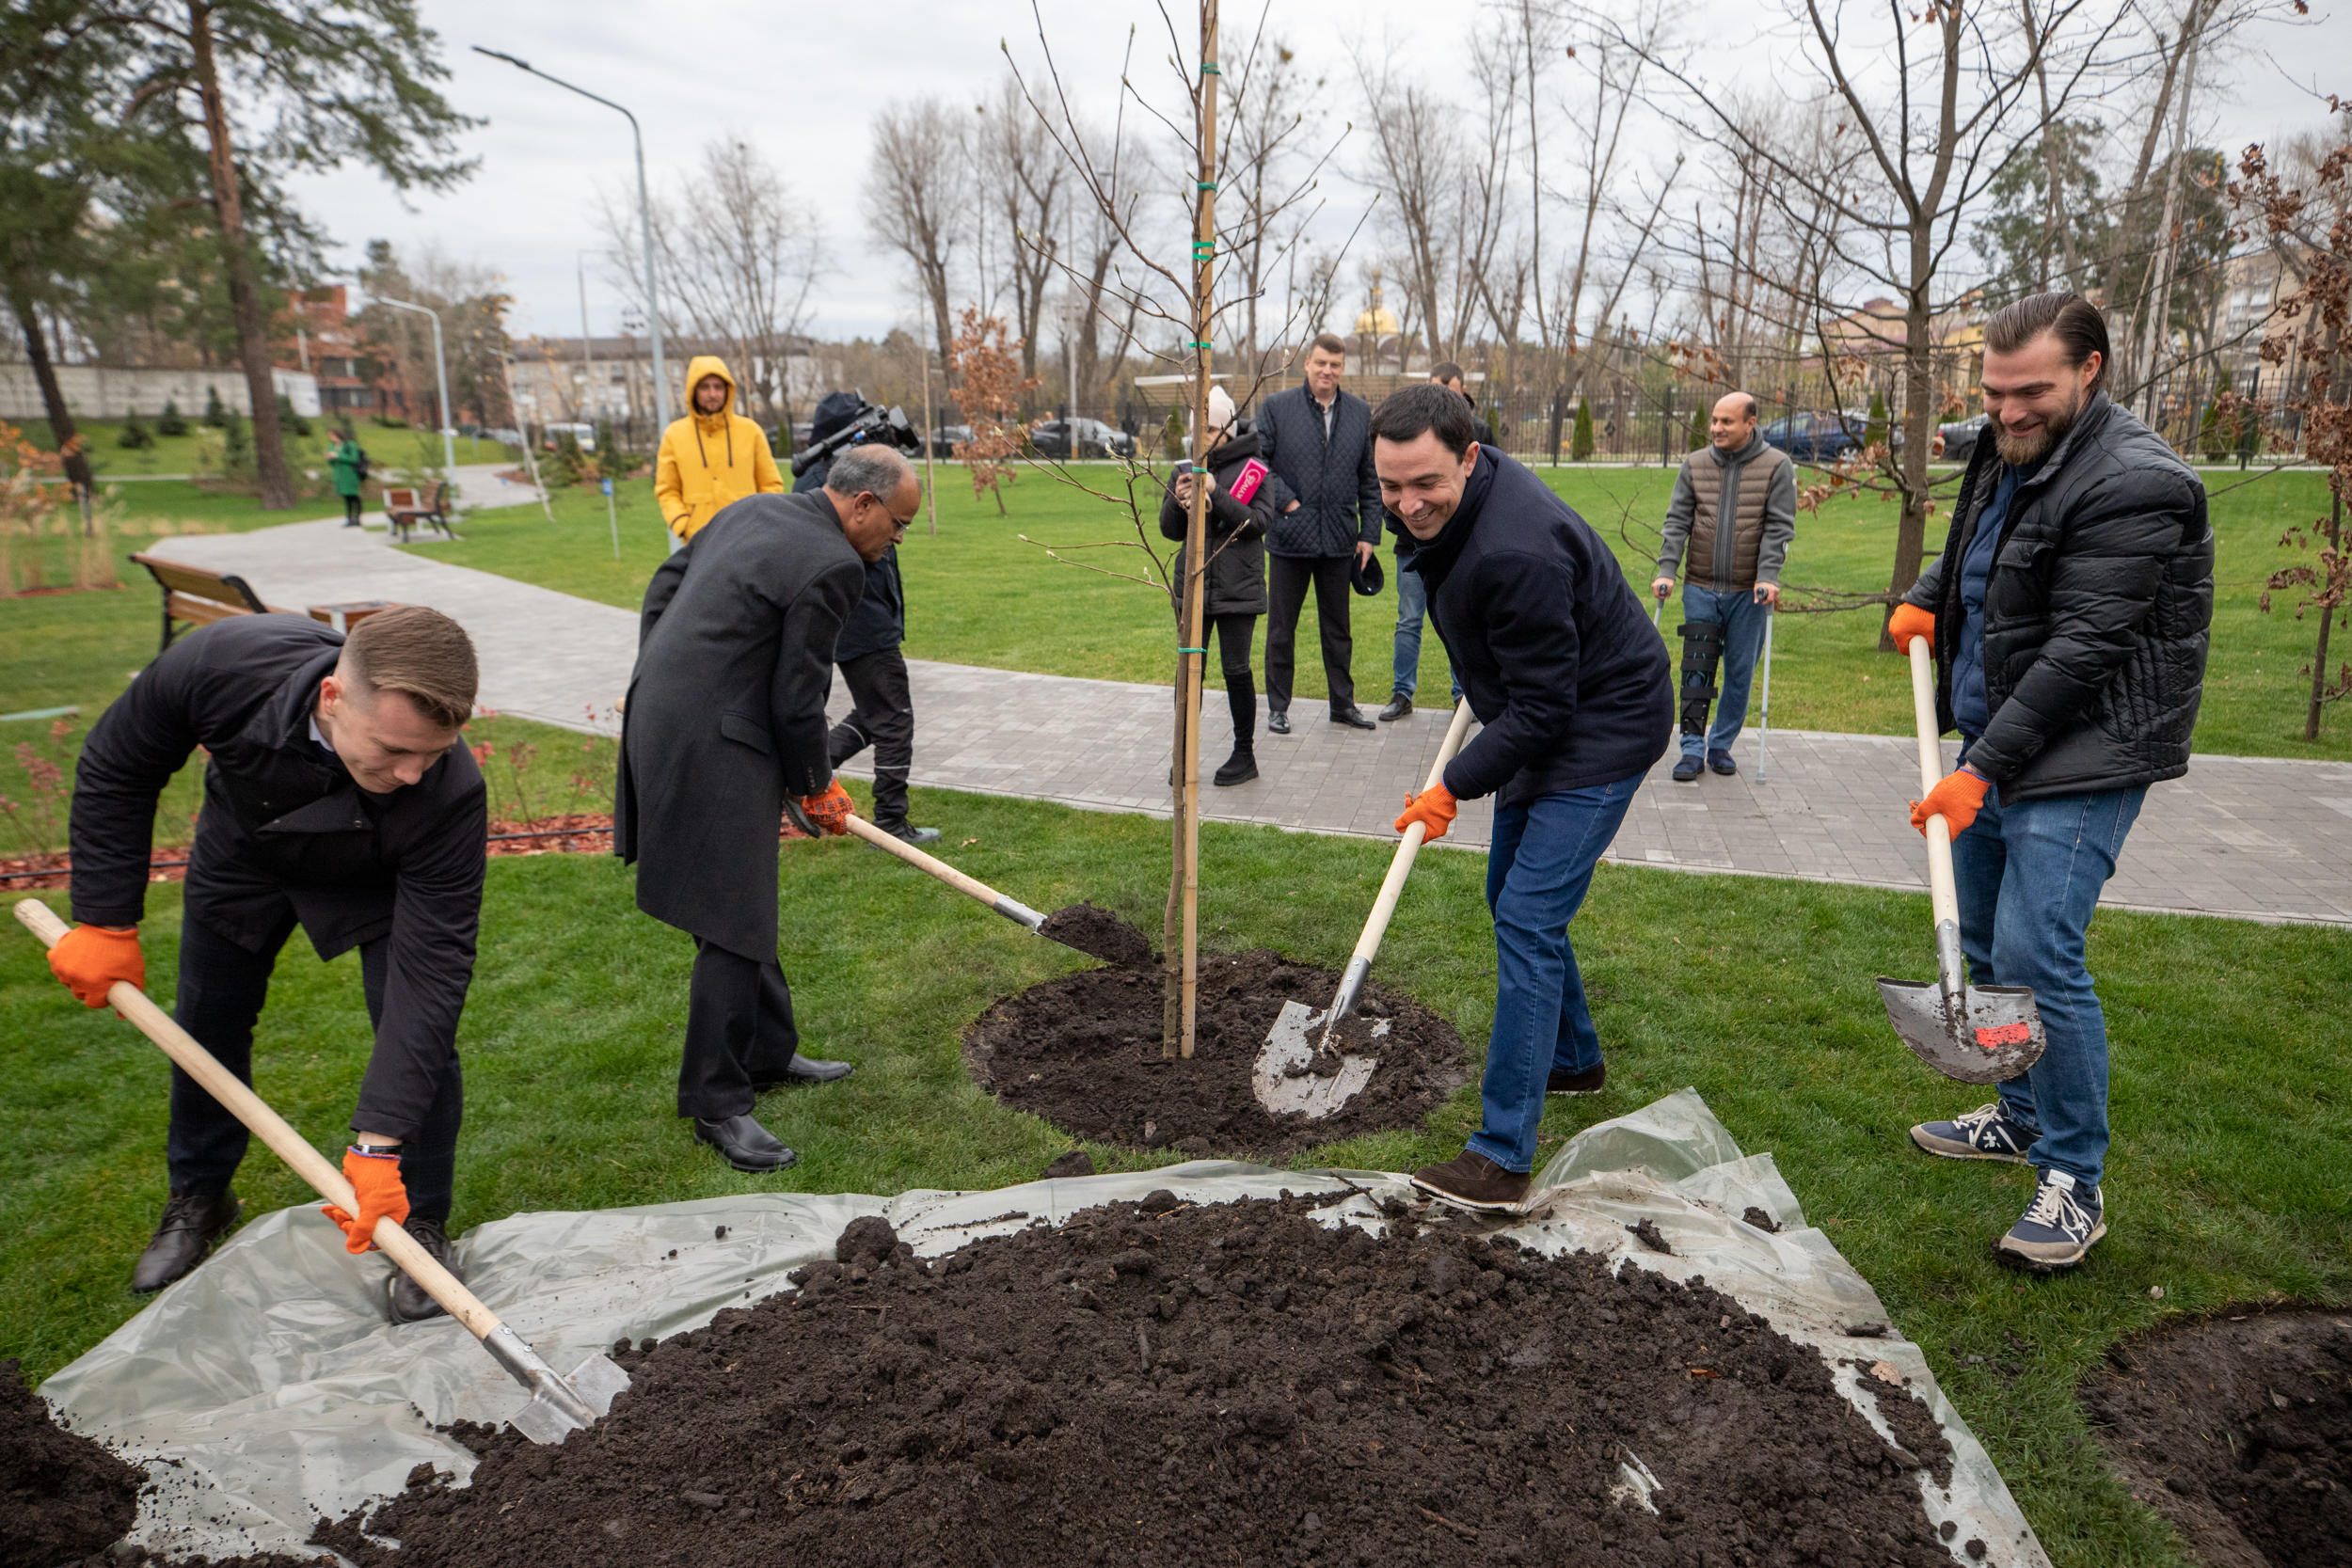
left=1677, top=621, right=1726, bottom=738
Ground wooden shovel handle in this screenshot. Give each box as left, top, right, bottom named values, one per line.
left=1348, top=699, right=1478, bottom=968
left=14, top=898, right=502, bottom=1340
left=836, top=814, right=1045, bottom=927
left=1902, top=640, right=1962, bottom=940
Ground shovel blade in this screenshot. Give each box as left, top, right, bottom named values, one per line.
left=1875, top=976, right=2048, bottom=1084
left=507, top=1352, right=632, bottom=1446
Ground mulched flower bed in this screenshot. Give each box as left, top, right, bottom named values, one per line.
left=964, top=948, right=1470, bottom=1161
left=301, top=1196, right=1962, bottom=1568
left=2079, top=1305, right=2351, bottom=1567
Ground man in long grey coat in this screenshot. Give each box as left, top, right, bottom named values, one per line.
left=616, top=446, right=921, bottom=1172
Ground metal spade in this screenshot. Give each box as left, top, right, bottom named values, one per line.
left=1873, top=638, right=2048, bottom=1084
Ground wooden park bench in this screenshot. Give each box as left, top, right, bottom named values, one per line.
left=384, top=483, right=456, bottom=544
left=128, top=553, right=403, bottom=655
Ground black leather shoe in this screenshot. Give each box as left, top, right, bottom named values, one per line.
left=1331, top=706, right=1376, bottom=730
left=694, top=1114, right=799, bottom=1173
left=1266, top=711, right=1292, bottom=735
left=131, top=1189, right=241, bottom=1294
left=870, top=823, right=942, bottom=847
left=1670, top=754, right=1704, bottom=783
left=1213, top=749, right=1258, bottom=786
left=388, top=1216, right=458, bottom=1323
left=1708, top=750, right=1738, bottom=776
left=1377, top=693, right=1413, bottom=721
left=1547, top=1063, right=1607, bottom=1095
left=779, top=1055, right=855, bottom=1085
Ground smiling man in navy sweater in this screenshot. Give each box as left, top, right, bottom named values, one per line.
left=1372, top=384, right=1674, bottom=1212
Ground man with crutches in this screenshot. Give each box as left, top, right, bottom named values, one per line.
left=1650, top=392, right=1794, bottom=783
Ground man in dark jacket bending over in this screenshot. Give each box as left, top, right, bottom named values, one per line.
left=47, top=608, right=485, bottom=1319
left=1890, top=293, right=2210, bottom=1272
left=1371, top=385, right=1674, bottom=1212
left=616, top=446, right=919, bottom=1174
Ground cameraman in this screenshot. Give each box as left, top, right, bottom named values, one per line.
left=793, top=391, right=937, bottom=846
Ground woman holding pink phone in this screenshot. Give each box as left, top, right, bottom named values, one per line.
left=1162, top=385, right=1286, bottom=786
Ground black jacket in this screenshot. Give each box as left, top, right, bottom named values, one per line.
left=1903, top=392, right=2212, bottom=803
left=1415, top=448, right=1675, bottom=806
left=69, top=615, right=485, bottom=1142
left=1255, top=382, right=1382, bottom=560
left=615, top=492, right=866, bottom=959
left=1158, top=429, right=1276, bottom=617
left=793, top=444, right=904, bottom=666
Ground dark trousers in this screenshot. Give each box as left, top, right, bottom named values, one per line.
left=681, top=939, right=801, bottom=1120
left=171, top=907, right=461, bottom=1225
left=1265, top=554, right=1356, bottom=715
left=828, top=645, right=915, bottom=830
left=342, top=495, right=363, bottom=525
left=1173, top=612, right=1260, bottom=754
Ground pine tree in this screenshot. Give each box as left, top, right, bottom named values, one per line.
left=1688, top=404, right=1708, bottom=452
left=1162, top=408, right=1187, bottom=460
left=1571, top=398, right=1596, bottom=461
left=2199, top=373, right=2228, bottom=462
left=155, top=400, right=186, bottom=436
left=203, top=387, right=228, bottom=427
left=118, top=415, right=153, bottom=450
left=1865, top=390, right=1889, bottom=451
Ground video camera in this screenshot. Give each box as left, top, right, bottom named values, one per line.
left=787, top=392, right=924, bottom=479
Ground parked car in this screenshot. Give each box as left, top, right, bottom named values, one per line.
left=1758, top=410, right=1867, bottom=465
left=542, top=421, right=596, bottom=453
left=928, top=424, right=973, bottom=458
left=1934, top=413, right=1988, bottom=466
left=1029, top=418, right=1137, bottom=461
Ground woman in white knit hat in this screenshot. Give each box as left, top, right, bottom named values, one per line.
left=1161, top=385, right=1285, bottom=785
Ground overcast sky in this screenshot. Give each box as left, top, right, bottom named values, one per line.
left=283, top=0, right=2352, bottom=346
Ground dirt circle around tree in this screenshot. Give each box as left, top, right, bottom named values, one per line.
left=2078, top=1305, right=2351, bottom=1567
left=963, top=947, right=1471, bottom=1161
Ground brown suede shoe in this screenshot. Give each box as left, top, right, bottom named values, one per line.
left=1409, top=1149, right=1531, bottom=1212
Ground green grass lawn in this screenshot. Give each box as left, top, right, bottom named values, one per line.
left=20, top=414, right=514, bottom=480
left=3, top=438, right=2348, bottom=1568
left=2, top=807, right=2345, bottom=1567
left=406, top=459, right=2352, bottom=761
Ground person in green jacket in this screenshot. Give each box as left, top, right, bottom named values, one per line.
left=328, top=428, right=366, bottom=527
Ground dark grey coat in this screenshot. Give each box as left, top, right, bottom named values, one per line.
left=614, top=492, right=866, bottom=958
left=69, top=614, right=485, bottom=1142
left=1903, top=392, right=2212, bottom=803
left=1254, top=382, right=1382, bottom=559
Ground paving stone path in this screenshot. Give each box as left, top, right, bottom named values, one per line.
left=149, top=516, right=2352, bottom=927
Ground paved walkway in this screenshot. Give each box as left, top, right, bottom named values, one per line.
left=147, top=518, right=2352, bottom=927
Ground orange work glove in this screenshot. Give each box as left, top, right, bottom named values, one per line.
left=48, top=923, right=144, bottom=1008
left=323, top=1147, right=410, bottom=1255
left=800, top=780, right=854, bottom=837
left=1394, top=783, right=1459, bottom=845
left=1886, top=602, right=1937, bottom=654
left=1910, top=767, right=1993, bottom=838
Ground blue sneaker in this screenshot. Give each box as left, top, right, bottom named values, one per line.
left=1994, top=1168, right=2106, bottom=1273
left=1910, top=1102, right=2040, bottom=1164
left=1708, top=749, right=1737, bottom=775
left=1671, top=753, right=1704, bottom=783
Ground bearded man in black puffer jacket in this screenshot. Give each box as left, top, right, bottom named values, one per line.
left=1891, top=292, right=2212, bottom=1275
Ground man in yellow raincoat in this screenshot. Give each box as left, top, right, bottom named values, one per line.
left=656, top=356, right=785, bottom=542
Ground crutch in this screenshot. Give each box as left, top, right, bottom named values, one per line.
left=1756, top=591, right=1775, bottom=784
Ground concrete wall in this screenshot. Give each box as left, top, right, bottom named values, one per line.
left=0, top=364, right=322, bottom=422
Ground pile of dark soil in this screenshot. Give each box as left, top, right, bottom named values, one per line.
left=965, top=949, right=1469, bottom=1159
left=319, top=1196, right=1963, bottom=1568
left=0, top=1357, right=145, bottom=1567
left=2081, top=1306, right=2350, bottom=1567
left=1035, top=902, right=1153, bottom=968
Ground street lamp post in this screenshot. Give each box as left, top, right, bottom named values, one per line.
left=377, top=297, right=457, bottom=493
left=473, top=46, right=675, bottom=550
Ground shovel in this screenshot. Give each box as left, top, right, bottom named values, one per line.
left=14, top=898, right=629, bottom=1445
left=787, top=800, right=1148, bottom=966
left=1249, top=701, right=1478, bottom=1117
left=1871, top=641, right=2048, bottom=1084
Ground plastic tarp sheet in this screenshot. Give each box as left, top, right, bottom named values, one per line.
left=41, top=1088, right=2048, bottom=1566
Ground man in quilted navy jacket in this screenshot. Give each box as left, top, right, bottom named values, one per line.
left=1254, top=334, right=1384, bottom=732
left=1891, top=292, right=2211, bottom=1274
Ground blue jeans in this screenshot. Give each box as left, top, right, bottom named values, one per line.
left=1468, top=778, right=1639, bottom=1173
left=1391, top=561, right=1461, bottom=702
left=1949, top=773, right=2146, bottom=1191
left=1679, top=583, right=1770, bottom=756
